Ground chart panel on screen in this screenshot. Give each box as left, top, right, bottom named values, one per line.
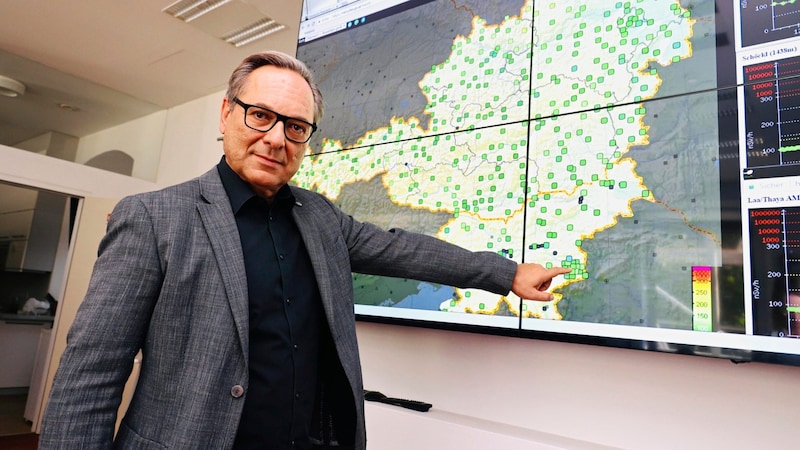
left=294, top=0, right=800, bottom=364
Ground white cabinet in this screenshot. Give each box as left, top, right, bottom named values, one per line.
left=4, top=239, right=27, bottom=269
left=25, top=327, right=52, bottom=430
left=0, top=209, right=34, bottom=239
left=0, top=183, right=37, bottom=240
left=1, top=190, right=65, bottom=272
left=0, top=321, right=43, bottom=388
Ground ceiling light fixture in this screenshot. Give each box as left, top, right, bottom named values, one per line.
left=0, top=75, right=26, bottom=98
left=163, top=0, right=232, bottom=23
left=222, top=18, right=286, bottom=47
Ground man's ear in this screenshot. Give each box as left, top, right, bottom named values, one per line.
left=219, top=97, right=231, bottom=135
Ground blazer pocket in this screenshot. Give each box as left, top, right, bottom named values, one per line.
left=115, top=421, right=168, bottom=449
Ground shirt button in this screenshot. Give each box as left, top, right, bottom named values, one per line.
left=295, top=392, right=301, bottom=399
left=293, top=344, right=299, bottom=350
left=286, top=298, right=291, bottom=304
left=231, top=385, right=245, bottom=398
left=279, top=254, right=285, bottom=260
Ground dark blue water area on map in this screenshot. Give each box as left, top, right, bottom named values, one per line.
left=394, top=282, right=454, bottom=310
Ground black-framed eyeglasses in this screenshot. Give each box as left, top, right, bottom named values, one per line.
left=233, top=97, right=317, bottom=144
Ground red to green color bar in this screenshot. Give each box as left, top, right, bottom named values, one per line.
left=692, top=266, right=712, bottom=332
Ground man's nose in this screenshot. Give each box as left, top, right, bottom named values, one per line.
left=261, top=120, right=286, bottom=145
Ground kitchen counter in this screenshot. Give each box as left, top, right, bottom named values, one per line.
left=0, top=313, right=54, bottom=325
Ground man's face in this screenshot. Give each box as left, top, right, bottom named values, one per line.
left=219, top=65, right=315, bottom=200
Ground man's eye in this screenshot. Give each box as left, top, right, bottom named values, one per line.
left=252, top=111, right=269, bottom=120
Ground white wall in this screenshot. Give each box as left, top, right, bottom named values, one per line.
left=76, top=110, right=168, bottom=182
left=357, top=322, right=800, bottom=449
left=156, top=92, right=226, bottom=188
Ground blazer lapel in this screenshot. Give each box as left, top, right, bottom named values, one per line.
left=197, top=168, right=250, bottom=361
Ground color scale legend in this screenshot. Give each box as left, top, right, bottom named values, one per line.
left=692, top=266, right=713, bottom=332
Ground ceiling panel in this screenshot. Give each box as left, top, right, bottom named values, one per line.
left=0, top=0, right=301, bottom=147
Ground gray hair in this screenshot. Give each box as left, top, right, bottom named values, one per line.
left=225, top=51, right=324, bottom=123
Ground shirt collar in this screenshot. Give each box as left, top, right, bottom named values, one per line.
left=216, top=156, right=296, bottom=213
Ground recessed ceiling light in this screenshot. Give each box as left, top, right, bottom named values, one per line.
left=163, top=0, right=232, bottom=23
left=222, top=18, right=286, bottom=47
left=0, top=75, right=26, bottom=98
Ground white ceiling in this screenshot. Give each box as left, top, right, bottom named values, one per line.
left=0, top=0, right=302, bottom=147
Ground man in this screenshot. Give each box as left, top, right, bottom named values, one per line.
left=39, top=51, right=570, bottom=449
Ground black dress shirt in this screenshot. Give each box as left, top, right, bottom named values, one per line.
left=217, top=158, right=325, bottom=450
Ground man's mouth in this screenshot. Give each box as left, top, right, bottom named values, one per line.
left=255, top=152, right=284, bottom=167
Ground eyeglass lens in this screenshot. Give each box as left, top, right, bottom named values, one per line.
left=244, top=106, right=314, bottom=143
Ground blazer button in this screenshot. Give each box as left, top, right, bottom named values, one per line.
left=231, top=385, right=245, bottom=398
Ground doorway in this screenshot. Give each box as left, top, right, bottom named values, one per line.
left=0, top=181, right=76, bottom=437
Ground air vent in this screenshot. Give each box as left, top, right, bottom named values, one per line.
left=222, top=18, right=286, bottom=47
left=163, top=0, right=233, bottom=23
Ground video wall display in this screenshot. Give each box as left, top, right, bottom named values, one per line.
left=294, top=0, right=800, bottom=364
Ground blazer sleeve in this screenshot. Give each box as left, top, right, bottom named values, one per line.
left=350, top=221, right=517, bottom=294
left=39, top=195, right=164, bottom=449
left=304, top=190, right=518, bottom=295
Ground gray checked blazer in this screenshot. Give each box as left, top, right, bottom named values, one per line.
left=39, top=166, right=518, bottom=449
